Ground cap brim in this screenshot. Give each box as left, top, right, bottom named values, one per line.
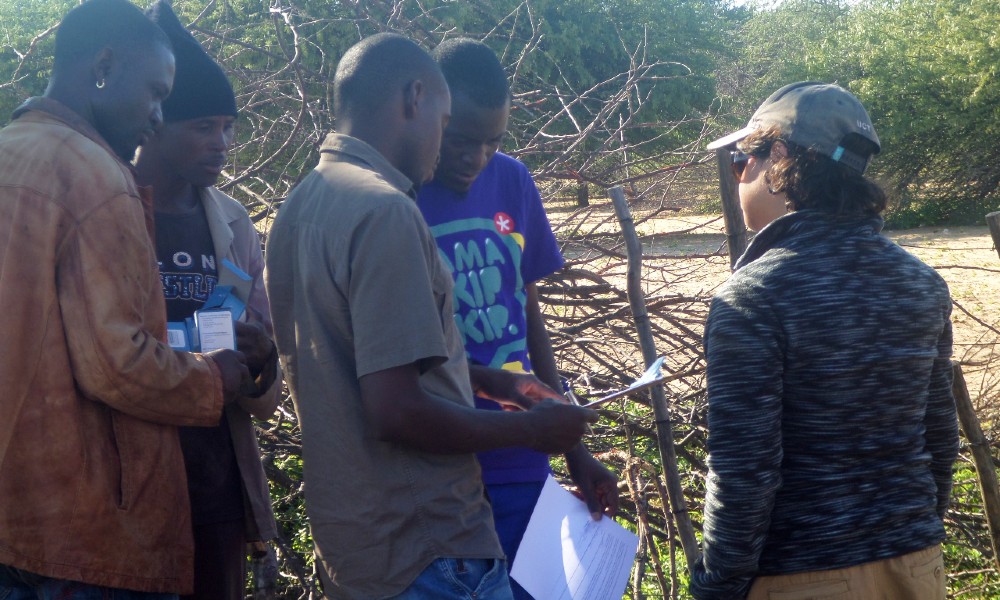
left=706, top=125, right=756, bottom=150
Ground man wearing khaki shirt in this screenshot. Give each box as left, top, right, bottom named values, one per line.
left=265, top=33, right=597, bottom=599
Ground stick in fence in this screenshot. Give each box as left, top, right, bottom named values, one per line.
left=952, top=361, right=1000, bottom=569
left=986, top=211, right=1000, bottom=262
left=715, top=148, right=747, bottom=269
left=608, top=186, right=701, bottom=571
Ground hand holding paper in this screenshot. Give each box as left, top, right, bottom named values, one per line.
left=204, top=348, right=252, bottom=405
left=236, top=321, right=275, bottom=374
left=565, top=445, right=620, bottom=520
left=523, top=400, right=598, bottom=454
left=470, top=365, right=565, bottom=411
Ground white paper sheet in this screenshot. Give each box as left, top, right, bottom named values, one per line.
left=196, top=309, right=235, bottom=352
left=586, top=356, right=667, bottom=408
left=511, top=475, right=639, bottom=600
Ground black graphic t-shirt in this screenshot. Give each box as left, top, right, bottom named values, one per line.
left=156, top=203, right=244, bottom=525
left=155, top=205, right=219, bottom=322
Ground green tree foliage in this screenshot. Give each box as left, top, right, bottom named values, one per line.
left=0, top=0, right=74, bottom=109
left=0, top=0, right=729, bottom=204
left=854, top=0, right=1000, bottom=224
left=727, top=0, right=1000, bottom=225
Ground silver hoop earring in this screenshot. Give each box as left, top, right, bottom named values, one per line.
left=96, top=79, right=105, bottom=89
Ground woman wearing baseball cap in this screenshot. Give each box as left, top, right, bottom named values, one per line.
left=690, top=82, right=957, bottom=599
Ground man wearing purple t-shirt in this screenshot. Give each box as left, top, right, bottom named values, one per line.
left=418, top=38, right=620, bottom=599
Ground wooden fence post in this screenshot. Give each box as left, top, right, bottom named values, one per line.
left=609, top=186, right=701, bottom=571
left=716, top=148, right=747, bottom=269
left=986, top=212, right=1000, bottom=262
left=952, top=361, right=1000, bottom=568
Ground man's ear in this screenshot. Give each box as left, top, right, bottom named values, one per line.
left=402, top=79, right=424, bottom=120
left=91, top=46, right=115, bottom=88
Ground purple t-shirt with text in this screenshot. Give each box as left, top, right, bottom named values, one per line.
left=418, top=152, right=564, bottom=484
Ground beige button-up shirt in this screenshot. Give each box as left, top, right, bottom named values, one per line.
left=265, top=133, right=502, bottom=599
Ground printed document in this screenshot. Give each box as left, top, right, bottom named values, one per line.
left=196, top=309, right=236, bottom=352
left=511, top=475, right=639, bottom=600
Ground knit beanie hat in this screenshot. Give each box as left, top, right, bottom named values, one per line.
left=146, top=0, right=238, bottom=122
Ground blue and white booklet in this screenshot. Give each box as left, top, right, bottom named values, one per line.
left=166, top=260, right=252, bottom=351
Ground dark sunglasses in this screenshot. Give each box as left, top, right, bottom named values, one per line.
left=730, top=150, right=751, bottom=180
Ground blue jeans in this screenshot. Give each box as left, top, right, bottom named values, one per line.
left=0, top=565, right=178, bottom=600
left=487, top=481, right=546, bottom=600
left=389, top=558, right=514, bottom=600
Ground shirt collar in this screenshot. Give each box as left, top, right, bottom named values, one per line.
left=13, top=97, right=122, bottom=163
left=735, top=209, right=884, bottom=271
left=318, top=133, right=416, bottom=198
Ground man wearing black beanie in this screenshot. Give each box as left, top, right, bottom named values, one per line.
left=0, top=0, right=259, bottom=596
left=136, top=3, right=280, bottom=599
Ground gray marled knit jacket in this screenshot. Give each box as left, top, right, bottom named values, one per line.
left=689, top=210, right=958, bottom=599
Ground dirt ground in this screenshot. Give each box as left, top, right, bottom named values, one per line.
left=893, top=226, right=1000, bottom=407
left=653, top=217, right=1000, bottom=347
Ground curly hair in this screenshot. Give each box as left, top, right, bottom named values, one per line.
left=738, top=125, right=887, bottom=218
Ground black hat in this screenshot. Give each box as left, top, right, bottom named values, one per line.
left=708, top=82, right=879, bottom=174
left=146, top=0, right=237, bottom=122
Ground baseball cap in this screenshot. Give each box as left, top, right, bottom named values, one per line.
left=707, top=82, right=880, bottom=174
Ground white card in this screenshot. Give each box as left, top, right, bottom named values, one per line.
left=196, top=309, right=235, bottom=352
